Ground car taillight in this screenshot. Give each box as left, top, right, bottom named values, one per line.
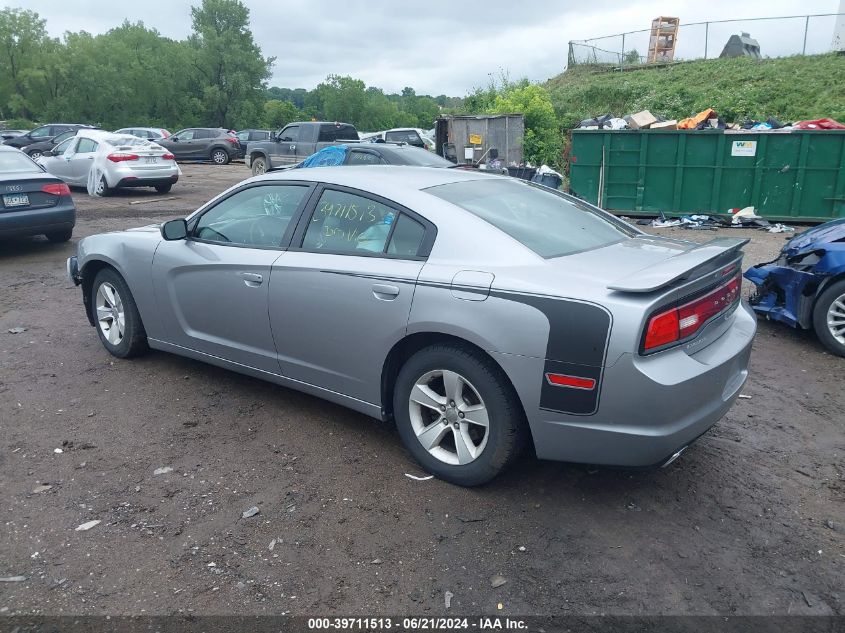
left=227, top=137, right=239, bottom=145
left=642, top=274, right=742, bottom=353
left=107, top=153, right=139, bottom=162
left=41, top=183, right=71, bottom=196
left=162, top=153, right=175, bottom=160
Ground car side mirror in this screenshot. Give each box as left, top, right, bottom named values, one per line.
left=171, top=137, right=179, bottom=142
left=270, top=132, right=278, bottom=141
left=41, top=150, right=54, bottom=157
left=161, top=218, right=188, bottom=241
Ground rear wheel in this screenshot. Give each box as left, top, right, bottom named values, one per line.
left=251, top=156, right=267, bottom=176
left=155, top=184, right=172, bottom=193
left=211, top=148, right=230, bottom=165
left=95, top=175, right=112, bottom=197
left=45, top=228, right=73, bottom=243
left=393, top=343, right=526, bottom=486
left=813, top=280, right=845, bottom=357
left=91, top=268, right=148, bottom=358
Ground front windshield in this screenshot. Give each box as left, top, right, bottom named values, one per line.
left=426, top=178, right=637, bottom=258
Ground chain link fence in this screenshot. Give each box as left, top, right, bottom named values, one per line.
left=568, top=13, right=845, bottom=69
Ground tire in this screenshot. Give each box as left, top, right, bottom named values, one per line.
left=91, top=268, right=148, bottom=359
left=393, top=343, right=526, bottom=486
left=45, top=228, right=73, bottom=243
left=251, top=156, right=267, bottom=176
left=812, top=279, right=845, bottom=357
left=211, top=148, right=230, bottom=165
left=95, top=175, right=112, bottom=197
left=27, top=149, right=42, bottom=159
left=155, top=184, right=172, bottom=193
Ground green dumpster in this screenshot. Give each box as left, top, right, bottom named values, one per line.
left=569, top=129, right=845, bottom=221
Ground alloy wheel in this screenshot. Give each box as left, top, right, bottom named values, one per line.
left=212, top=150, right=227, bottom=164
left=96, top=282, right=125, bottom=345
left=408, top=369, right=490, bottom=466
left=827, top=291, right=845, bottom=345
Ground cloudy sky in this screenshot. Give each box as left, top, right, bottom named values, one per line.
left=7, top=0, right=843, bottom=95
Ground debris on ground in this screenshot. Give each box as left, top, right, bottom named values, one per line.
left=444, top=591, right=453, bottom=608
left=53, top=448, right=63, bottom=454
left=241, top=506, right=260, bottom=519
left=31, top=484, right=52, bottom=494
left=457, top=516, right=485, bottom=523
left=268, top=539, right=276, bottom=551
left=738, top=394, right=752, bottom=399
left=153, top=466, right=173, bottom=475
left=8, top=327, right=27, bottom=334
left=371, top=558, right=383, bottom=565
left=491, top=575, right=508, bottom=588
left=75, top=520, right=101, bottom=531
left=405, top=473, right=433, bottom=481
left=0, top=576, right=26, bottom=582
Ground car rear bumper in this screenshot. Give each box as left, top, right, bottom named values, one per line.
left=114, top=175, right=179, bottom=189
left=528, top=301, right=757, bottom=467
left=0, top=202, right=76, bottom=238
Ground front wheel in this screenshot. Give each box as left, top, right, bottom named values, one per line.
left=211, top=148, right=230, bottom=165
left=393, top=343, right=526, bottom=486
left=91, top=268, right=148, bottom=358
left=251, top=156, right=267, bottom=176
left=813, top=280, right=845, bottom=357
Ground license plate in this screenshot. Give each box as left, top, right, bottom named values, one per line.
left=3, top=193, right=29, bottom=208
left=145, top=157, right=157, bottom=164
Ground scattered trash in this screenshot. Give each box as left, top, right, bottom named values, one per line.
left=32, top=484, right=52, bottom=494
left=801, top=590, right=813, bottom=608
left=738, top=394, right=752, bottom=399
left=235, top=581, right=247, bottom=592
left=444, top=591, right=453, bottom=608
left=241, top=506, right=260, bottom=519
left=517, top=545, right=527, bottom=552
left=0, top=576, right=26, bottom=582
left=491, top=575, right=508, bottom=588
left=626, top=502, right=642, bottom=512
left=371, top=558, right=383, bottom=565
left=405, top=473, right=433, bottom=481
left=767, top=223, right=795, bottom=233
left=129, top=196, right=178, bottom=205
left=497, top=603, right=504, bottom=610
left=75, top=520, right=101, bottom=531
left=7, top=327, right=27, bottom=334
left=825, top=520, right=844, bottom=534
left=268, top=539, right=276, bottom=551
left=457, top=516, right=484, bottom=523
left=153, top=466, right=173, bottom=475
left=53, top=448, right=63, bottom=454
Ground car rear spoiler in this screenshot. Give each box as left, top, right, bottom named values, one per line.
left=608, top=237, right=749, bottom=293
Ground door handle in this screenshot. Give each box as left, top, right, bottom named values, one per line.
left=372, top=283, right=400, bottom=300
left=239, top=272, right=263, bottom=287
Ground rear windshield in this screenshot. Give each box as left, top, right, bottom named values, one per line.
left=0, top=151, right=41, bottom=174
left=426, top=178, right=637, bottom=258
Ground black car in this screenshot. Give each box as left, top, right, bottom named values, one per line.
left=157, top=128, right=242, bottom=165
left=22, top=126, right=100, bottom=159
left=234, top=129, right=271, bottom=159
left=2, top=123, right=91, bottom=150
left=0, top=146, right=76, bottom=242
left=306, top=143, right=462, bottom=168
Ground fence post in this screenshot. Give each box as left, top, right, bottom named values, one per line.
left=621, top=32, right=626, bottom=70
left=802, top=15, right=809, bottom=55
left=704, top=22, right=709, bottom=59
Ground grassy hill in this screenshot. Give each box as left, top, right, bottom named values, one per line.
left=546, top=54, right=845, bottom=130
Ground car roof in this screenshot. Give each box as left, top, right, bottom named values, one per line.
left=260, top=165, right=496, bottom=192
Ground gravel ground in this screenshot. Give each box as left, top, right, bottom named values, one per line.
left=0, top=165, right=842, bottom=617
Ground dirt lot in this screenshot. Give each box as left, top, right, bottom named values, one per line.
left=0, top=164, right=842, bottom=617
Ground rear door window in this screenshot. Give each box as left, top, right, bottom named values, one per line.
left=76, top=138, right=98, bottom=153
left=302, top=189, right=398, bottom=254
left=346, top=150, right=385, bottom=166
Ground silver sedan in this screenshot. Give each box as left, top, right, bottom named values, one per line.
left=67, top=167, right=756, bottom=485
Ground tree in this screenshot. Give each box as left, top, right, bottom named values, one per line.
left=262, top=99, right=302, bottom=129
left=491, top=83, right=562, bottom=168
left=0, top=8, right=53, bottom=118
left=188, top=0, right=273, bottom=127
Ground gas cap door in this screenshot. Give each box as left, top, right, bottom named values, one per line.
left=451, top=270, right=495, bottom=301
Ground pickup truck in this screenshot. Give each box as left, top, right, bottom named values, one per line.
left=245, top=121, right=359, bottom=175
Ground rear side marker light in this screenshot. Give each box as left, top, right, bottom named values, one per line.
left=41, top=183, right=71, bottom=196
left=643, top=273, right=742, bottom=353
left=545, top=373, right=596, bottom=390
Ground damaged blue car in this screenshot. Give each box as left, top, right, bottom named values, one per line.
left=745, top=218, right=845, bottom=357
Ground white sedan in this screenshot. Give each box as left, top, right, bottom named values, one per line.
left=38, top=130, right=180, bottom=195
